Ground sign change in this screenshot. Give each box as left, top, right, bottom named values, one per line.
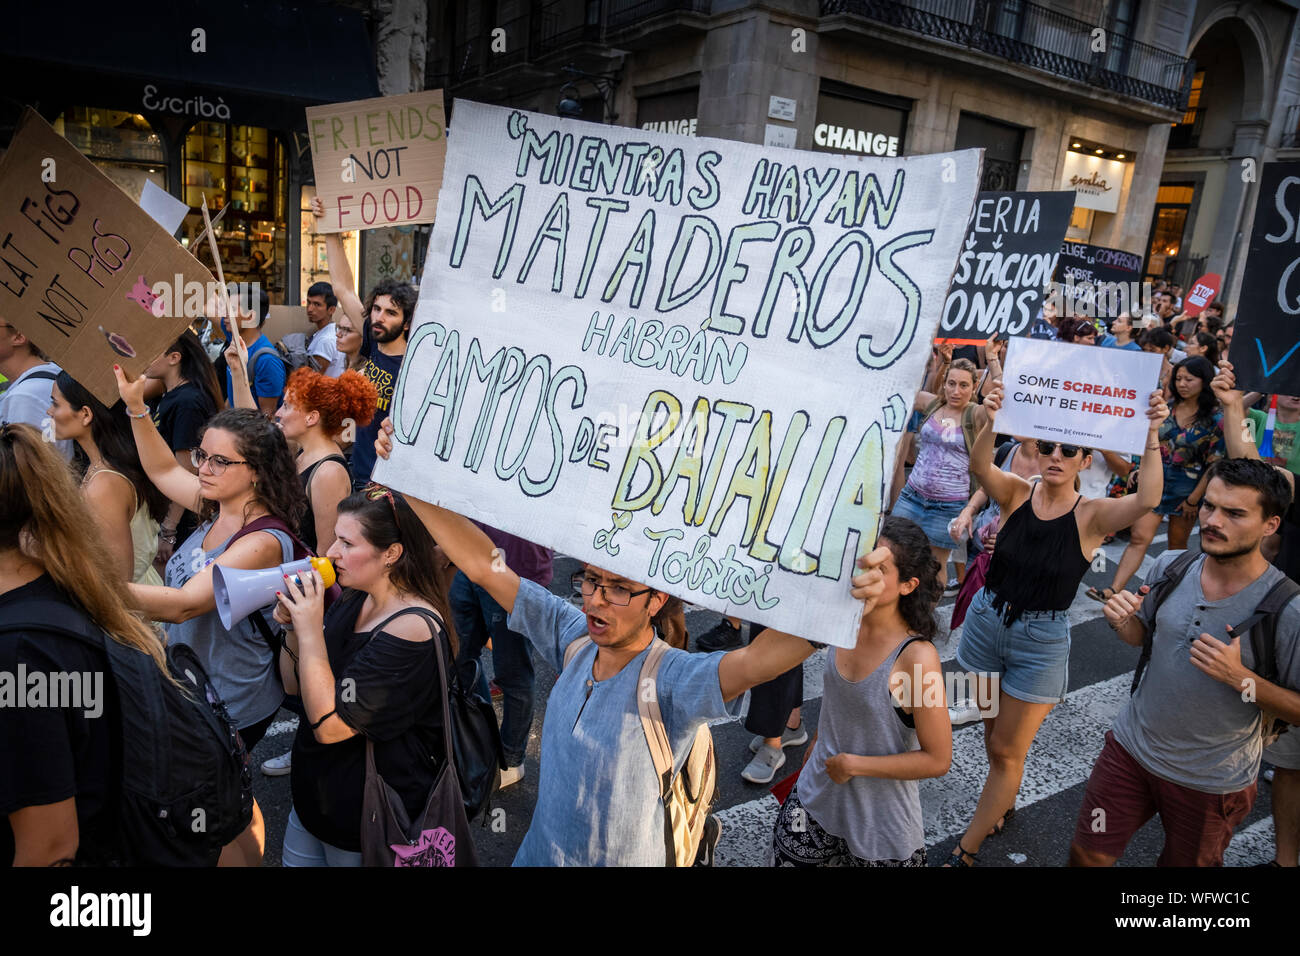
left=1053, top=240, right=1144, bottom=319
left=306, top=90, right=446, bottom=234
left=937, top=190, right=1073, bottom=344
left=372, top=101, right=982, bottom=648
left=996, top=337, right=1161, bottom=456
left=0, top=109, right=215, bottom=405
left=1228, top=163, right=1300, bottom=394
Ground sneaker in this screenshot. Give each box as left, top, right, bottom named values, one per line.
left=1263, top=766, right=1276, bottom=784
left=944, top=578, right=961, bottom=595
left=498, top=764, right=526, bottom=789
left=749, top=721, right=809, bottom=753
left=260, top=750, right=292, bottom=777
left=741, top=743, right=786, bottom=784
left=695, top=620, right=744, bottom=652
left=948, top=698, right=982, bottom=725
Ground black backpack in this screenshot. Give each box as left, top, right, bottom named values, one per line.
left=1, top=600, right=254, bottom=866
left=1132, top=550, right=1300, bottom=742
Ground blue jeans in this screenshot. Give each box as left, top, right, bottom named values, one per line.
left=449, top=571, right=536, bottom=767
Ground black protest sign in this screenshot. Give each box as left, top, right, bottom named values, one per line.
left=1053, top=240, right=1144, bottom=319
left=937, top=191, right=1074, bottom=344
left=1231, top=162, right=1300, bottom=394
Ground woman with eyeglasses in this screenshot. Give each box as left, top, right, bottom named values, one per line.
left=335, top=315, right=366, bottom=372
left=1093, top=356, right=1224, bottom=603
left=45, top=372, right=169, bottom=585
left=944, top=382, right=1168, bottom=866
left=270, top=483, right=460, bottom=867
left=114, top=366, right=306, bottom=865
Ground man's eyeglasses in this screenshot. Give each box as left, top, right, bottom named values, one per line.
left=192, top=448, right=249, bottom=475
left=1035, top=440, right=1084, bottom=458
left=571, top=572, right=652, bottom=607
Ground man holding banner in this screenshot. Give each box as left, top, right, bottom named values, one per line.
left=375, top=419, right=890, bottom=865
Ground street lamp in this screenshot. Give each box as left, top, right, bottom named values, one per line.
left=554, top=65, right=621, bottom=124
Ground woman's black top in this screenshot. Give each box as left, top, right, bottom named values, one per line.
left=984, top=483, right=1091, bottom=624
left=298, top=453, right=348, bottom=553
left=290, top=589, right=450, bottom=852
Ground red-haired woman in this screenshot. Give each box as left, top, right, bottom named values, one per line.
left=274, top=367, right=378, bottom=554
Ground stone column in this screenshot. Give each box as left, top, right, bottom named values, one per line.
left=374, top=0, right=427, bottom=96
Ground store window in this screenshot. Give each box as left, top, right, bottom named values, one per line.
left=300, top=185, right=359, bottom=305
left=638, top=88, right=699, bottom=136
left=1144, top=183, right=1195, bottom=281
left=181, top=123, right=289, bottom=303
left=813, top=81, right=909, bottom=158
left=54, top=107, right=166, bottom=202
left=955, top=113, right=1024, bottom=191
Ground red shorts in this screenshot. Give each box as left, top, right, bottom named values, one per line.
left=1071, top=731, right=1256, bottom=866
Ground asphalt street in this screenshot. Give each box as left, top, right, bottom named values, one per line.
left=247, top=530, right=1285, bottom=867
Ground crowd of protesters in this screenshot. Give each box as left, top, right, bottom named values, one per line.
left=2, top=263, right=1297, bottom=871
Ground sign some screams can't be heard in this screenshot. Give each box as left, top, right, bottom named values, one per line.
left=0, top=109, right=215, bottom=405
left=371, top=101, right=983, bottom=648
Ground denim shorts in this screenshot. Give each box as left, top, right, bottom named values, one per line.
left=955, top=586, right=1070, bottom=704
left=893, top=484, right=966, bottom=550
left=1155, top=469, right=1200, bottom=517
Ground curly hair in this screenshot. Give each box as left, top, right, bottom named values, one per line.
left=198, top=408, right=306, bottom=529
left=365, top=279, right=418, bottom=334
left=879, top=516, right=941, bottom=641
left=284, top=368, right=378, bottom=438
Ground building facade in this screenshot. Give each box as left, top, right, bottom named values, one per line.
left=430, top=0, right=1300, bottom=319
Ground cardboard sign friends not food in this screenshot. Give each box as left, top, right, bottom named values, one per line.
left=372, top=101, right=982, bottom=647
left=0, top=109, right=215, bottom=405
left=997, top=337, right=1161, bottom=456
left=306, top=90, right=446, bottom=234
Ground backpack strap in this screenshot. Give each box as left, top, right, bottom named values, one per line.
left=960, top=402, right=977, bottom=457
left=20, top=369, right=57, bottom=383
left=248, top=345, right=284, bottom=380
left=562, top=635, right=593, bottom=670
left=920, top=396, right=943, bottom=426
left=0, top=598, right=108, bottom=648
left=636, top=638, right=681, bottom=864
left=1232, top=576, right=1300, bottom=687
left=637, top=639, right=674, bottom=796
left=1130, top=549, right=1202, bottom=696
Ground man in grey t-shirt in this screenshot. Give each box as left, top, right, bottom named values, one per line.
left=1071, top=459, right=1300, bottom=866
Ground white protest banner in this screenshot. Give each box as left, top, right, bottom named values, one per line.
left=997, top=337, right=1161, bottom=456
left=372, top=101, right=981, bottom=647
left=305, top=90, right=446, bottom=234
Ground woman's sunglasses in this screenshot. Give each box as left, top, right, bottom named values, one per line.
left=363, top=483, right=400, bottom=523
left=1035, top=440, right=1083, bottom=458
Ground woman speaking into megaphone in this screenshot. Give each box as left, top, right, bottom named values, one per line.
left=115, top=363, right=306, bottom=867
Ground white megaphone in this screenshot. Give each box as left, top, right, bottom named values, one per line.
left=213, top=557, right=336, bottom=629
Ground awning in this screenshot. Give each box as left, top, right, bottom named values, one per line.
left=0, top=0, right=381, bottom=131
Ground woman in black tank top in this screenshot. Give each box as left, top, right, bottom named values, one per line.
left=943, top=381, right=1169, bottom=867
left=274, top=368, right=378, bottom=553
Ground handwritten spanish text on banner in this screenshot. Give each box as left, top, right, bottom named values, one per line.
left=372, top=102, right=982, bottom=647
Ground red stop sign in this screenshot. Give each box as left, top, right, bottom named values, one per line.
left=1182, top=273, right=1222, bottom=317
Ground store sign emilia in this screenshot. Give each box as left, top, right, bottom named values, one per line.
left=0, top=109, right=214, bottom=405
left=306, top=90, right=446, bottom=233
left=1060, top=151, right=1124, bottom=214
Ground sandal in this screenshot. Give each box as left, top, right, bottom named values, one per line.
left=943, top=842, right=978, bottom=867
left=987, top=806, right=1016, bottom=838
left=1085, top=586, right=1114, bottom=603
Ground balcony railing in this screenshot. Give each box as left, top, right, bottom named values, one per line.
left=608, top=0, right=712, bottom=31
left=821, top=0, right=1193, bottom=111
